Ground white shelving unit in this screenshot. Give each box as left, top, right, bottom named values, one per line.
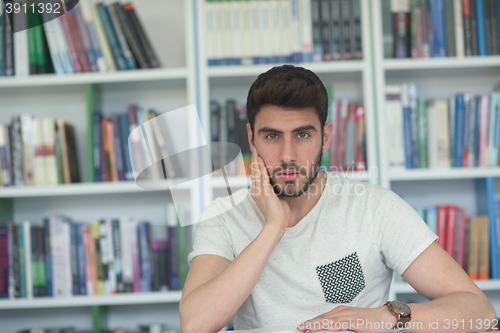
left=0, top=0, right=197, bottom=332
left=370, top=0, right=500, bottom=311
left=196, top=0, right=379, bottom=217
left=4, top=0, right=500, bottom=331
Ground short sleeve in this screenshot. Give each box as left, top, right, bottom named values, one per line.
left=375, top=190, right=439, bottom=277
left=187, top=203, right=236, bottom=266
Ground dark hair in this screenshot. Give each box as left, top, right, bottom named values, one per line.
left=246, top=65, right=328, bottom=134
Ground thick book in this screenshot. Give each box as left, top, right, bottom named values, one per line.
left=96, top=2, right=127, bottom=70
left=434, top=100, right=451, bottom=167
left=118, top=114, right=133, bottom=181
left=119, top=216, right=133, bottom=293
left=0, top=226, right=7, bottom=298
left=417, top=98, right=429, bottom=168
left=88, top=0, right=116, bottom=71
left=129, top=220, right=141, bottom=293
left=67, top=9, right=90, bottom=72
left=107, top=3, right=136, bottom=69
left=463, top=0, right=473, bottom=56
left=454, top=93, right=465, bottom=167
left=93, top=111, right=102, bottom=182
left=73, top=5, right=98, bottom=72
left=2, top=0, right=15, bottom=76
left=42, top=118, right=58, bottom=186
left=443, top=0, right=455, bottom=57
left=436, top=205, right=447, bottom=249
left=100, top=117, right=112, bottom=182
left=393, top=0, right=411, bottom=58
left=445, top=205, right=457, bottom=257
left=430, top=0, right=447, bottom=56
left=340, top=0, right=352, bottom=59
left=311, top=0, right=323, bottom=61
left=343, top=102, right=357, bottom=169
left=454, top=0, right=465, bottom=56
left=478, top=216, right=490, bottom=279
left=70, top=223, right=79, bottom=295
left=78, top=0, right=106, bottom=72
left=331, top=0, right=342, bottom=60
left=457, top=208, right=467, bottom=270
left=111, top=219, right=124, bottom=293
left=9, top=116, right=25, bottom=186
left=111, top=115, right=125, bottom=181
left=17, top=226, right=26, bottom=298
left=115, top=2, right=149, bottom=69
left=43, top=218, right=53, bottom=297
left=476, top=0, right=487, bottom=55
left=59, top=11, right=83, bottom=72
left=319, top=0, right=332, bottom=61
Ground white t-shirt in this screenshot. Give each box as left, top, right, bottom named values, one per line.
left=188, top=171, right=438, bottom=329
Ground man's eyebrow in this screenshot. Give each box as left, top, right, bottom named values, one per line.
left=257, top=125, right=318, bottom=135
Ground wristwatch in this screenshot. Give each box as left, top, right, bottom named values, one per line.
left=384, top=300, right=411, bottom=329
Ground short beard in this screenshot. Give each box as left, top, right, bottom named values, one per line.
left=270, top=149, right=323, bottom=198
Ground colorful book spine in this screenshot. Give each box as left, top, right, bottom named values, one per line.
left=138, top=221, right=151, bottom=292
left=476, top=0, right=487, bottom=55
left=0, top=226, right=7, bottom=298
left=96, top=2, right=127, bottom=70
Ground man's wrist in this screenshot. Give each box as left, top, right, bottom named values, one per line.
left=381, top=304, right=398, bottom=328
left=261, top=223, right=287, bottom=243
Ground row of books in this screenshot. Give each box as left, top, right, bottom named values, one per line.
left=0, top=0, right=160, bottom=77
left=0, top=115, right=79, bottom=187
left=385, top=83, right=500, bottom=171
left=210, top=99, right=251, bottom=176
left=386, top=0, right=500, bottom=58
left=321, top=94, right=367, bottom=172
left=412, top=205, right=489, bottom=279
left=93, top=105, right=184, bottom=183
left=205, top=0, right=362, bottom=66
left=0, top=204, right=192, bottom=299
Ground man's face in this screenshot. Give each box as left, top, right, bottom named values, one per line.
left=247, top=105, right=331, bottom=197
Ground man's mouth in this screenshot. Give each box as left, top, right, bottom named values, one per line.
left=277, top=169, right=301, bottom=181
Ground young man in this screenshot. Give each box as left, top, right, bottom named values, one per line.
left=179, top=65, right=495, bottom=333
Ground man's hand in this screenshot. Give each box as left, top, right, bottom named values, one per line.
left=297, top=305, right=398, bottom=332
left=250, top=144, right=290, bottom=234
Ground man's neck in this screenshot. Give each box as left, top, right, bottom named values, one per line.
left=283, top=170, right=328, bottom=228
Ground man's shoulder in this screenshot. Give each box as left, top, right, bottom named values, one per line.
left=199, top=187, right=253, bottom=222
left=324, top=171, right=390, bottom=198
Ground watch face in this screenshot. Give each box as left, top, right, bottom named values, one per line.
left=392, top=300, right=411, bottom=315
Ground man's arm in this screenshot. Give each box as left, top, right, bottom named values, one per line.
left=180, top=144, right=290, bottom=333
left=179, top=224, right=286, bottom=333
left=396, top=241, right=496, bottom=332
left=298, top=241, right=496, bottom=332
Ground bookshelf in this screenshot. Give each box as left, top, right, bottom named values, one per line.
left=3, top=0, right=500, bottom=332
left=370, top=0, right=500, bottom=311
left=196, top=0, right=379, bottom=219
left=0, top=0, right=196, bottom=332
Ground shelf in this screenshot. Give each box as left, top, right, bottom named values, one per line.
left=0, top=291, right=183, bottom=309
left=207, top=61, right=366, bottom=78
left=0, top=67, right=188, bottom=88
left=389, top=167, right=500, bottom=181
left=211, top=172, right=371, bottom=190
left=0, top=179, right=192, bottom=198
left=383, top=56, right=500, bottom=71
left=392, top=279, right=500, bottom=294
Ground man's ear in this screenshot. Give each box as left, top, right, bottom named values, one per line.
left=246, top=123, right=254, bottom=148
left=322, top=122, right=333, bottom=154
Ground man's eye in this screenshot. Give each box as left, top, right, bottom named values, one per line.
left=297, top=132, right=309, bottom=139
left=266, top=134, right=278, bottom=140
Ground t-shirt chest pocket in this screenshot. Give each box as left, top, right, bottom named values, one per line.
left=315, top=252, right=366, bottom=304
